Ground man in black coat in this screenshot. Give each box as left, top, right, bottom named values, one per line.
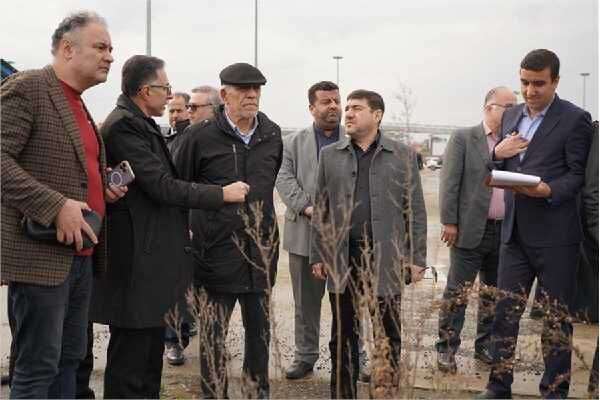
left=177, top=62, right=283, bottom=399
left=89, top=55, right=249, bottom=399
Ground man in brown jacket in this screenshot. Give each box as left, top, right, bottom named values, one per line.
left=1, top=11, right=125, bottom=398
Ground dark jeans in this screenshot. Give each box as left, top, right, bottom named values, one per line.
left=487, top=224, right=578, bottom=398
left=437, top=220, right=500, bottom=354
left=329, top=244, right=402, bottom=399
left=8, top=256, right=93, bottom=399
left=75, top=322, right=95, bottom=399
left=104, top=326, right=165, bottom=399
left=165, top=323, right=190, bottom=349
left=198, top=290, right=270, bottom=399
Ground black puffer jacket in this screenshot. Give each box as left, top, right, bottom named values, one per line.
left=177, top=106, right=283, bottom=293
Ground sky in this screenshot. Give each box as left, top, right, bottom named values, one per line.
left=2, top=0, right=598, bottom=128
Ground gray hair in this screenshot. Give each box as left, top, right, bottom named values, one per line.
left=172, top=92, right=190, bottom=104
left=483, top=86, right=512, bottom=106
left=51, top=11, right=107, bottom=55
left=192, top=85, right=222, bottom=106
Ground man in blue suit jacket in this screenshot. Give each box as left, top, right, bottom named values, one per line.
left=476, top=49, right=593, bottom=399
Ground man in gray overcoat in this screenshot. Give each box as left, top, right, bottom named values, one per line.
left=436, top=87, right=517, bottom=373
left=310, top=89, right=428, bottom=398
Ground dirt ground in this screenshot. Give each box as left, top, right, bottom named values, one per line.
left=1, top=169, right=597, bottom=399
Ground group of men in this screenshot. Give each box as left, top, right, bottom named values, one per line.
left=1, top=9, right=597, bottom=400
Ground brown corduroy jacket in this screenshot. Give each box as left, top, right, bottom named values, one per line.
left=1, top=65, right=107, bottom=286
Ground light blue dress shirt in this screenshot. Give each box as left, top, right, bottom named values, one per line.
left=225, top=110, right=258, bottom=145
left=517, top=95, right=555, bottom=161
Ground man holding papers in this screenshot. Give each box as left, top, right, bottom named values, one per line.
left=477, top=49, right=593, bottom=399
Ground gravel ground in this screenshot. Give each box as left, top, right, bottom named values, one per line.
left=1, top=169, right=597, bottom=399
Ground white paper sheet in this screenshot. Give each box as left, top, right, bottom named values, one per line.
left=489, top=170, right=541, bottom=187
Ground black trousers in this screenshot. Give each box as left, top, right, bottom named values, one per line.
left=437, top=220, right=500, bottom=354
left=328, top=244, right=402, bottom=399
left=75, top=322, right=95, bottom=399
left=198, top=290, right=270, bottom=399
left=103, top=326, right=165, bottom=399
left=487, top=223, right=578, bottom=398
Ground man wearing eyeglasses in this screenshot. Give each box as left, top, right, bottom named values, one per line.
left=169, top=86, right=222, bottom=163
left=188, top=85, right=221, bottom=124
left=89, top=55, right=249, bottom=398
left=436, top=87, right=517, bottom=374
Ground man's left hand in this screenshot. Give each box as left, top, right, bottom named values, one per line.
left=513, top=181, right=551, bottom=198
left=105, top=184, right=128, bottom=203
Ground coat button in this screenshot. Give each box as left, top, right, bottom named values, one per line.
left=351, top=171, right=356, bottom=177
left=80, top=182, right=88, bottom=189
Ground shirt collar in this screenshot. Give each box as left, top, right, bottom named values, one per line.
left=523, top=94, right=555, bottom=118
left=314, top=123, right=340, bottom=139
left=483, top=121, right=493, bottom=136
left=224, top=109, right=258, bottom=136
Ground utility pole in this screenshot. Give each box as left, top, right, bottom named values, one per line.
left=580, top=72, right=590, bottom=110
left=254, top=0, right=258, bottom=67
left=146, top=0, right=152, bottom=56
left=333, top=56, right=343, bottom=86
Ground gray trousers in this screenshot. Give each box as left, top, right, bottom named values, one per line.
left=436, top=220, right=501, bottom=354
left=289, top=253, right=326, bottom=365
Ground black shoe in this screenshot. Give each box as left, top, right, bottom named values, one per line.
left=0, top=374, right=10, bottom=386
left=437, top=351, right=457, bottom=374
left=358, top=368, right=371, bottom=383
left=188, top=322, right=198, bottom=337
left=285, top=360, right=313, bottom=379
left=473, top=389, right=512, bottom=399
left=474, top=347, right=494, bottom=365
left=166, top=345, right=185, bottom=366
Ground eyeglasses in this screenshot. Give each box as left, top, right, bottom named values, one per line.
left=186, top=103, right=212, bottom=111
left=488, top=103, right=515, bottom=109
left=147, top=83, right=172, bottom=96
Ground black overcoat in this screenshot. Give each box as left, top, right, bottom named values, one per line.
left=90, top=95, right=223, bottom=328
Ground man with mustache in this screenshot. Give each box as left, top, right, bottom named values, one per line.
left=310, top=90, right=428, bottom=398
left=177, top=62, right=283, bottom=399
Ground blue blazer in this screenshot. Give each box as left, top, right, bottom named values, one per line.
left=496, top=95, right=592, bottom=247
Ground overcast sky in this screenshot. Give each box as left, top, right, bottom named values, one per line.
left=2, top=0, right=598, bottom=128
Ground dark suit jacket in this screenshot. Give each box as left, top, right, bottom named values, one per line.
left=496, top=95, right=592, bottom=246
left=440, top=123, right=497, bottom=249
left=1, top=65, right=107, bottom=285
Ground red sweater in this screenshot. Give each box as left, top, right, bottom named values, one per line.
left=60, top=81, right=105, bottom=256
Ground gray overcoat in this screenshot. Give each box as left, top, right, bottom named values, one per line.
left=309, top=132, right=427, bottom=296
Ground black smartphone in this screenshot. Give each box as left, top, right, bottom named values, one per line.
left=108, top=160, right=135, bottom=186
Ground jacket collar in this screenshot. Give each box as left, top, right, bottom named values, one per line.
left=43, top=65, right=88, bottom=174
left=116, top=94, right=163, bottom=138
left=214, top=104, right=278, bottom=144
left=335, top=130, right=393, bottom=151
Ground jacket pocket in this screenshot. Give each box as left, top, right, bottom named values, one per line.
left=284, top=207, right=297, bottom=222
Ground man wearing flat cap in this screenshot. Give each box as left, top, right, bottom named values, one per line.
left=177, top=62, right=283, bottom=399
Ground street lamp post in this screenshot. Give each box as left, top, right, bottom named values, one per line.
left=333, top=56, right=343, bottom=86
left=146, top=0, right=152, bottom=56
left=580, top=72, right=590, bottom=110
left=254, top=0, right=258, bottom=67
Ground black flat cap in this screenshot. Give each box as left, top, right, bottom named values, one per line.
left=220, top=62, right=267, bottom=86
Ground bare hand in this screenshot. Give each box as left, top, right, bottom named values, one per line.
left=304, top=206, right=314, bottom=218
left=223, top=181, right=250, bottom=203
left=105, top=184, right=128, bottom=203
left=410, top=265, right=427, bottom=283
left=312, top=262, right=327, bottom=280
left=513, top=181, right=551, bottom=198
left=494, top=132, right=529, bottom=160
left=55, top=199, right=98, bottom=251
left=441, top=224, right=458, bottom=247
